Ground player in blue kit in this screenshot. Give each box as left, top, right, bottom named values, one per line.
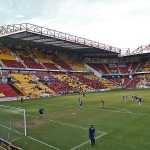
left=89, top=125, right=95, bottom=146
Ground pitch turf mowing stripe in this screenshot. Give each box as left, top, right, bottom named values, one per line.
left=26, top=114, right=106, bottom=134
left=0, top=124, right=24, bottom=136
left=35, top=103, right=150, bottom=117
left=70, top=132, right=107, bottom=150
left=27, top=135, right=60, bottom=150
left=0, top=124, right=60, bottom=150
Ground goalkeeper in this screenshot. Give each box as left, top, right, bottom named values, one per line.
left=39, top=107, right=45, bottom=117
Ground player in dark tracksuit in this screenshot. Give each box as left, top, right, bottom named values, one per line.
left=101, top=100, right=104, bottom=109
left=89, top=125, right=95, bottom=146
left=21, top=97, right=24, bottom=103
left=39, top=108, right=45, bottom=117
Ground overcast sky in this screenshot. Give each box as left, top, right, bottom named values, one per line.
left=0, top=0, right=150, bottom=52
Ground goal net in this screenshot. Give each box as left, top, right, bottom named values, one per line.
left=0, top=105, right=26, bottom=142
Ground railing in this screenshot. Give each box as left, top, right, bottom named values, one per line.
left=0, top=23, right=121, bottom=54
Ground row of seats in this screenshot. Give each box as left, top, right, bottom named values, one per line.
left=136, top=74, right=150, bottom=88
left=57, top=53, right=86, bottom=71
left=15, top=50, right=44, bottom=69
left=0, top=46, right=16, bottom=60
left=143, top=61, right=150, bottom=71
left=1, top=59, right=25, bottom=68
left=0, top=46, right=86, bottom=71
left=0, top=84, right=21, bottom=97
left=88, top=61, right=148, bottom=74
left=10, top=73, right=55, bottom=98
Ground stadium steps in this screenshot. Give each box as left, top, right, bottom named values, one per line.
left=0, top=60, right=5, bottom=67
left=0, top=84, right=21, bottom=97
left=103, top=64, right=110, bottom=74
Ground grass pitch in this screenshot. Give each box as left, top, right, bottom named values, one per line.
left=0, top=89, right=150, bottom=150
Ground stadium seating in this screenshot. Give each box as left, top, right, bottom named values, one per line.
left=126, top=76, right=139, bottom=88
left=0, top=46, right=16, bottom=60
left=136, top=74, right=150, bottom=88
left=0, top=84, right=21, bottom=97
left=43, top=63, right=58, bottom=70
left=10, top=73, right=56, bottom=98
left=51, top=54, right=73, bottom=70
left=1, top=59, right=25, bottom=68
left=55, top=73, right=93, bottom=92
left=75, top=74, right=105, bottom=89
left=143, top=60, right=150, bottom=71
left=87, top=63, right=109, bottom=74
left=40, top=78, right=74, bottom=94
left=31, top=49, right=53, bottom=63
left=0, top=44, right=150, bottom=99
left=15, top=50, right=44, bottom=69
left=118, top=64, right=129, bottom=74
left=57, top=53, right=86, bottom=71
left=104, top=64, right=119, bottom=74
left=128, top=62, right=139, bottom=73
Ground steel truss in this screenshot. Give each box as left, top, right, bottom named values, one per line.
left=0, top=23, right=120, bottom=53
left=131, top=44, right=150, bottom=55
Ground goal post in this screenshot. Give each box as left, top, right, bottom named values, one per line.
left=0, top=105, right=27, bottom=142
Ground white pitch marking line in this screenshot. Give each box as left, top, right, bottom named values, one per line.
left=0, top=124, right=60, bottom=150
left=10, top=136, right=24, bottom=143
left=67, top=105, right=150, bottom=117
left=70, top=132, right=107, bottom=150
left=27, top=114, right=106, bottom=134
left=27, top=136, right=60, bottom=150
left=67, top=104, right=150, bottom=117
left=0, top=124, right=24, bottom=136
left=42, top=103, right=134, bottom=115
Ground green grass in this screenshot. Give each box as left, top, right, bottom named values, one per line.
left=0, top=89, right=150, bottom=150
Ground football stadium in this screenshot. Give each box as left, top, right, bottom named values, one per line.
left=0, top=1, right=150, bottom=150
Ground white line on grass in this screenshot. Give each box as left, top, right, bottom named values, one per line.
left=26, top=114, right=105, bottom=134
left=32, top=102, right=150, bottom=117
left=42, top=103, right=134, bottom=115
left=68, top=105, right=150, bottom=117
left=70, top=132, right=107, bottom=150
left=27, top=136, right=60, bottom=150
left=10, top=136, right=24, bottom=143
left=0, top=124, right=24, bottom=136
left=52, top=103, right=150, bottom=117
left=91, top=107, right=150, bottom=117
left=0, top=124, right=60, bottom=150
left=92, top=106, right=131, bottom=113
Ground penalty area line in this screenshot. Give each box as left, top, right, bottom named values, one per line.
left=10, top=136, right=24, bottom=143
left=27, top=135, right=60, bottom=150
left=0, top=124, right=60, bottom=150
left=70, top=132, right=107, bottom=150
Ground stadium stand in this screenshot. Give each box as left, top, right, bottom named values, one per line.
left=54, top=73, right=93, bottom=92
left=0, top=46, right=16, bottom=60
left=118, top=64, right=129, bottom=74
left=15, top=49, right=44, bottom=69
left=57, top=53, right=86, bottom=71
left=87, top=63, right=109, bottom=74
left=143, top=60, right=150, bottom=71
left=0, top=83, right=21, bottom=98
left=10, top=73, right=55, bottom=98
left=1, top=59, right=25, bottom=68
left=136, top=74, right=150, bottom=88
left=0, top=23, right=150, bottom=99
